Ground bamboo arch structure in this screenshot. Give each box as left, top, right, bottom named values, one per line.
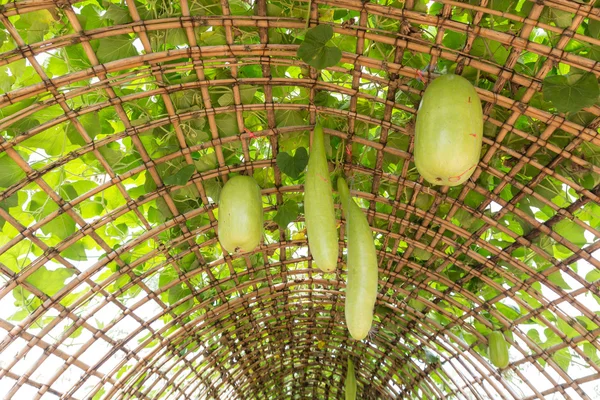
left=0, top=0, right=599, bottom=398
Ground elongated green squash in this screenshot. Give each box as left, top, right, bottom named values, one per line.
left=337, top=177, right=378, bottom=340
left=305, top=124, right=338, bottom=272
left=345, top=357, right=357, bottom=400
left=218, top=175, right=263, bottom=253
left=489, top=331, right=509, bottom=368
left=414, top=74, right=483, bottom=186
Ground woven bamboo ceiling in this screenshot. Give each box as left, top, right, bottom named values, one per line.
left=0, top=0, right=600, bottom=398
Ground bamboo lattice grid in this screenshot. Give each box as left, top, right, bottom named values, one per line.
left=0, top=0, right=600, bottom=398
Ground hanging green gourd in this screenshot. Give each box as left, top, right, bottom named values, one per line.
left=345, top=357, right=357, bottom=400
left=488, top=331, right=510, bottom=369
left=304, top=123, right=339, bottom=272
left=337, top=177, right=378, bottom=340
left=414, top=74, right=483, bottom=186
left=218, top=175, right=264, bottom=253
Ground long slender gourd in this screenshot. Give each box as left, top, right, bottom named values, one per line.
left=304, top=124, right=339, bottom=272
left=414, top=74, right=483, bottom=186
left=345, top=357, right=357, bottom=400
left=337, top=177, right=378, bottom=340
left=218, top=175, right=264, bottom=253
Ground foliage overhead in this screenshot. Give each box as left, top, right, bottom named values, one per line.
left=0, top=0, right=599, bottom=398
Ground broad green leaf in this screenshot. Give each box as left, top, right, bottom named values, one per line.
left=583, top=343, right=600, bottom=367
left=203, top=178, right=222, bottom=202
left=164, top=165, right=196, bottom=186
left=218, top=92, right=233, bottom=106
left=0, top=65, right=14, bottom=93
left=273, top=200, right=299, bottom=228
left=540, top=7, right=573, bottom=28
left=495, top=303, right=521, bottom=320
left=104, top=4, right=133, bottom=25
left=297, top=25, right=342, bottom=70
left=26, top=266, right=76, bottom=297
left=412, top=247, right=432, bottom=261
left=67, top=112, right=101, bottom=145
left=60, top=241, right=87, bottom=261
left=215, top=113, right=239, bottom=137
left=470, top=37, right=509, bottom=65
left=22, top=125, right=69, bottom=156
left=276, top=147, right=308, bottom=179
left=552, top=219, right=587, bottom=247
left=0, top=154, right=26, bottom=188
left=92, top=388, right=106, bottom=400
left=42, top=213, right=77, bottom=240
left=197, top=28, right=227, bottom=45
left=588, top=18, right=600, bottom=39
left=78, top=4, right=104, bottom=30
left=543, top=73, right=599, bottom=114
left=165, top=29, right=188, bottom=47
left=14, top=11, right=53, bottom=43
left=589, top=45, right=600, bottom=62
left=168, top=284, right=190, bottom=304
left=557, top=317, right=580, bottom=339
left=192, top=153, right=217, bottom=174
left=547, top=271, right=572, bottom=290
left=585, top=269, right=600, bottom=283
left=443, top=30, right=466, bottom=50
left=96, top=35, right=138, bottom=63
left=552, top=347, right=571, bottom=372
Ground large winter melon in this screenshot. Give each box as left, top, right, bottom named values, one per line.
left=218, top=175, right=264, bottom=253
left=414, top=74, right=483, bottom=186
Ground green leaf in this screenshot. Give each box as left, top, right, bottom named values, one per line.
left=61, top=241, right=88, bottom=261
left=273, top=200, right=299, bottom=228
left=541, top=7, right=573, bottom=28
left=22, top=125, right=69, bottom=156
left=553, top=219, right=587, bottom=247
left=164, top=165, right=196, bottom=186
left=67, top=112, right=102, bottom=145
left=547, top=270, right=572, bottom=290
left=495, top=303, right=521, bottom=320
left=585, top=269, right=600, bottom=283
left=78, top=4, right=104, bottom=30
left=26, top=266, right=76, bottom=297
left=165, top=29, right=188, bottom=47
left=276, top=147, right=308, bottom=179
left=583, top=343, right=600, bottom=367
left=587, top=45, right=600, bottom=62
left=471, top=37, right=509, bottom=65
left=42, top=213, right=77, bottom=240
left=543, top=73, right=599, bottom=114
left=215, top=113, right=239, bottom=137
left=203, top=178, right=222, bottom=202
left=14, top=11, right=53, bottom=43
left=552, top=347, right=571, bottom=372
left=443, top=30, right=466, bottom=50
left=104, top=4, right=133, bottom=24
left=588, top=18, right=600, bottom=39
left=96, top=35, right=138, bottom=63
left=0, top=66, right=14, bottom=93
left=297, top=25, right=342, bottom=70
left=556, top=317, right=579, bottom=339
left=92, top=388, right=106, bottom=400
left=0, top=154, right=26, bottom=188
